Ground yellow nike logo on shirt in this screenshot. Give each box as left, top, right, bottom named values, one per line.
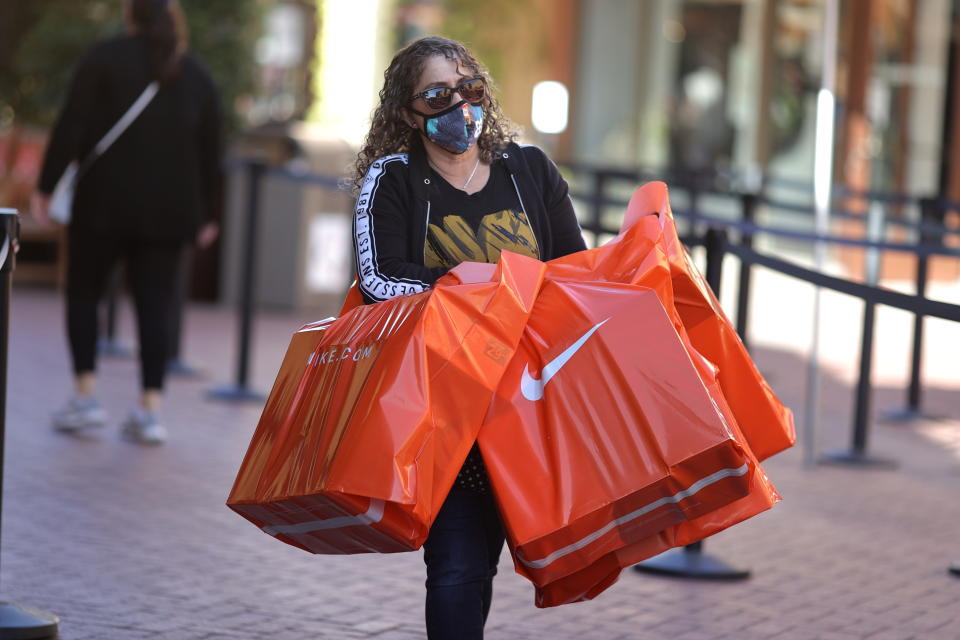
left=520, top=319, right=610, bottom=401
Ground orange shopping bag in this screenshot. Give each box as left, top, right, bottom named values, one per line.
left=227, top=253, right=544, bottom=554
left=649, top=186, right=796, bottom=461
left=478, top=279, right=753, bottom=590
left=548, top=182, right=794, bottom=461
left=484, top=183, right=789, bottom=607
left=524, top=183, right=787, bottom=607
left=532, top=379, right=781, bottom=607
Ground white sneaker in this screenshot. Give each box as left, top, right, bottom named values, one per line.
left=52, top=396, right=107, bottom=431
left=121, top=408, right=168, bottom=445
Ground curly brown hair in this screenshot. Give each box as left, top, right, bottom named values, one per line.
left=353, top=36, right=517, bottom=190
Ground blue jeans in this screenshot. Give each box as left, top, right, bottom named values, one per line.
left=423, top=486, right=505, bottom=640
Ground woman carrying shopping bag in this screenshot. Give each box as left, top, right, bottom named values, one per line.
left=351, top=36, right=585, bottom=639
left=32, top=0, right=221, bottom=444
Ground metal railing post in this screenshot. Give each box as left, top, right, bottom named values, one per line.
left=209, top=159, right=267, bottom=402
left=885, top=196, right=941, bottom=420
left=704, top=227, right=727, bottom=294
left=908, top=199, right=944, bottom=409
left=0, top=208, right=60, bottom=636
left=852, top=300, right=877, bottom=454
left=735, top=193, right=757, bottom=347
left=589, top=171, right=606, bottom=246
left=821, top=271, right=897, bottom=467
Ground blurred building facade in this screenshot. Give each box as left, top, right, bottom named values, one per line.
left=299, top=0, right=960, bottom=209
left=220, top=0, right=960, bottom=307
left=5, top=0, right=958, bottom=303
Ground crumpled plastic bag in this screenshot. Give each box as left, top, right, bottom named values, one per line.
left=227, top=253, right=544, bottom=554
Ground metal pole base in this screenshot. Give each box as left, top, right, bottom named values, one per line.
left=632, top=547, right=751, bottom=580
left=167, top=359, right=205, bottom=378
left=207, top=384, right=265, bottom=403
left=881, top=407, right=925, bottom=422
left=881, top=407, right=943, bottom=423
left=819, top=449, right=898, bottom=469
left=950, top=561, right=960, bottom=577
left=97, top=338, right=135, bottom=359
left=0, top=602, right=59, bottom=639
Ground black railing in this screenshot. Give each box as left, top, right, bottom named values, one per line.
left=563, top=162, right=960, bottom=465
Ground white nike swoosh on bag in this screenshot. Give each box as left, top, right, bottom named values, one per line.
left=520, top=318, right=610, bottom=401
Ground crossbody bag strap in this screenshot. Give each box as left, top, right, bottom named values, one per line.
left=78, top=81, right=160, bottom=174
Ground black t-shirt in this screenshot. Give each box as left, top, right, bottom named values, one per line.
left=425, top=159, right=540, bottom=494
left=424, top=160, right=541, bottom=268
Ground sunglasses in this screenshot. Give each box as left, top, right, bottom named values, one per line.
left=409, top=77, right=486, bottom=112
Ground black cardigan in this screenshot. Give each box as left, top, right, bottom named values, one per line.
left=353, top=140, right=586, bottom=303
left=39, top=35, right=222, bottom=242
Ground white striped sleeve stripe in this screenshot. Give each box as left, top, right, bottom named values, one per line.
left=354, top=154, right=431, bottom=302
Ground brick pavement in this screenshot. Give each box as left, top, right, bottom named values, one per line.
left=2, top=278, right=958, bottom=640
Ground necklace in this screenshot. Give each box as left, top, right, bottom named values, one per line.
left=429, top=157, right=482, bottom=191
left=461, top=157, right=481, bottom=190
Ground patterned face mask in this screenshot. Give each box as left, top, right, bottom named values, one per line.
left=421, top=101, right=484, bottom=154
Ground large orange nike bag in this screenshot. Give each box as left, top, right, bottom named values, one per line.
left=547, top=181, right=795, bottom=462
left=526, top=183, right=787, bottom=607
left=478, top=279, right=754, bottom=591
left=227, top=253, right=543, bottom=554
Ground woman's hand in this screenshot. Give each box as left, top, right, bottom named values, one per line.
left=30, top=191, right=54, bottom=227
left=196, top=220, right=219, bottom=249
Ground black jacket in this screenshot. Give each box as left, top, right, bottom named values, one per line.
left=354, top=140, right=586, bottom=303
left=39, top=35, right=222, bottom=242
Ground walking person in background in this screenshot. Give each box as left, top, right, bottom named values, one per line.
left=352, top=36, right=585, bottom=639
left=32, top=0, right=222, bottom=444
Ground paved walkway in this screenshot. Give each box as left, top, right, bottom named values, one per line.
left=2, top=272, right=958, bottom=639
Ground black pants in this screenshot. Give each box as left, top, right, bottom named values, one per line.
left=423, top=486, right=505, bottom=640
left=66, top=229, right=184, bottom=391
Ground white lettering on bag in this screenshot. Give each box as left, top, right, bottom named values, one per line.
left=307, top=342, right=381, bottom=367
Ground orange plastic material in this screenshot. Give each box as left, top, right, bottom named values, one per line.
left=479, top=182, right=791, bottom=607
left=545, top=181, right=795, bottom=462
left=228, top=181, right=792, bottom=610
left=532, top=373, right=782, bottom=607
left=653, top=191, right=796, bottom=461
left=479, top=280, right=753, bottom=590
left=227, top=252, right=544, bottom=554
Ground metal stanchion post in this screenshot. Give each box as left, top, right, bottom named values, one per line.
left=589, top=171, right=606, bottom=247
left=821, top=201, right=897, bottom=468
left=884, top=196, right=940, bottom=421
left=687, top=171, right=702, bottom=239
left=0, top=209, right=59, bottom=638
left=209, top=160, right=266, bottom=402
left=633, top=228, right=751, bottom=580
left=819, top=299, right=896, bottom=468
left=735, top=192, right=757, bottom=347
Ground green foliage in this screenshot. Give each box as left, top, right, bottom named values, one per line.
left=2, top=0, right=262, bottom=132
left=4, top=1, right=121, bottom=127
left=181, top=0, right=263, bottom=132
